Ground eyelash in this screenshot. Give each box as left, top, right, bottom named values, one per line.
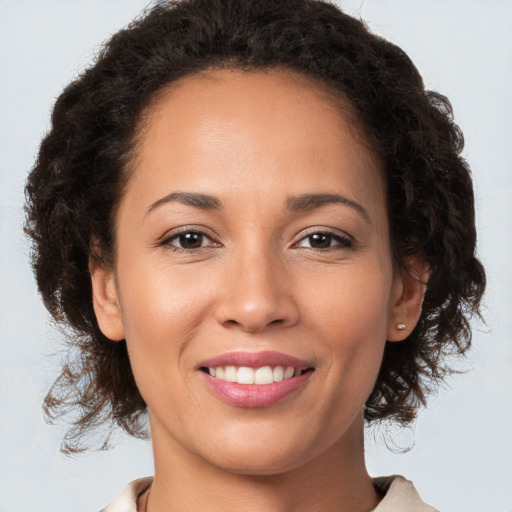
left=293, top=231, right=353, bottom=251
left=159, top=227, right=353, bottom=253
left=159, top=227, right=219, bottom=252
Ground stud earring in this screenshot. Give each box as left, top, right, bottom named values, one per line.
left=396, top=323, right=407, bottom=330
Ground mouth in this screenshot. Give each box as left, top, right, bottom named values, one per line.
left=200, top=365, right=313, bottom=385
left=198, top=351, right=315, bottom=407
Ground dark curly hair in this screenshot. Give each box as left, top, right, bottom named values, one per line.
left=25, top=0, right=485, bottom=452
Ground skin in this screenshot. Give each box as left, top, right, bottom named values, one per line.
left=91, top=69, right=426, bottom=512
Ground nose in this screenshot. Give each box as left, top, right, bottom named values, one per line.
left=215, top=246, right=299, bottom=333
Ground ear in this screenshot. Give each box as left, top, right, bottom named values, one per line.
left=89, top=259, right=125, bottom=341
left=387, top=254, right=429, bottom=342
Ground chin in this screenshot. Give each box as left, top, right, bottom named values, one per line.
left=212, top=452, right=307, bottom=477
left=200, top=430, right=322, bottom=477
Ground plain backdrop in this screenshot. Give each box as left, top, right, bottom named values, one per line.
left=1, top=1, right=511, bottom=511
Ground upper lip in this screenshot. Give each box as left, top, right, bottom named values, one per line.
left=199, top=350, right=312, bottom=369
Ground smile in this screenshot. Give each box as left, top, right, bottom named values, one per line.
left=199, top=351, right=314, bottom=407
left=205, top=365, right=310, bottom=385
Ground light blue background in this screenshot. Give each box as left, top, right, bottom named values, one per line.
left=1, top=1, right=511, bottom=510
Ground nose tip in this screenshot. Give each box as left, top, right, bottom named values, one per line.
left=221, top=302, right=293, bottom=333
left=215, top=258, right=299, bottom=333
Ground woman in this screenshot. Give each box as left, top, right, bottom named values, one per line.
left=24, top=0, right=485, bottom=510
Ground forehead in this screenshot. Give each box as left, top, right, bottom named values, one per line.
left=139, top=68, right=370, bottom=154
left=127, top=68, right=385, bottom=215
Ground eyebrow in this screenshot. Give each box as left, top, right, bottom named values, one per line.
left=147, top=192, right=222, bottom=215
left=286, top=193, right=370, bottom=223
left=147, top=191, right=370, bottom=223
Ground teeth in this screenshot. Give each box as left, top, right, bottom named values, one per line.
left=284, top=366, right=295, bottom=379
left=237, top=367, right=255, bottom=384
left=273, top=366, right=284, bottom=382
left=209, top=365, right=306, bottom=384
left=254, top=366, right=273, bottom=385
left=225, top=365, right=237, bottom=382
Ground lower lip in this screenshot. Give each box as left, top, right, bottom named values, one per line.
left=201, top=371, right=313, bottom=408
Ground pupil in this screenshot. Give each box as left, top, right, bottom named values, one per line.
left=310, top=233, right=331, bottom=248
left=180, top=232, right=202, bottom=248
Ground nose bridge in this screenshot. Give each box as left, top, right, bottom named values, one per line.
left=216, top=236, right=298, bottom=332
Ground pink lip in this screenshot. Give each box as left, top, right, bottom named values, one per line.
left=198, top=351, right=314, bottom=408
left=201, top=371, right=312, bottom=408
left=199, top=350, right=311, bottom=369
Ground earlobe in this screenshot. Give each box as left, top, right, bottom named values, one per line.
left=387, top=255, right=429, bottom=342
left=89, top=259, right=125, bottom=341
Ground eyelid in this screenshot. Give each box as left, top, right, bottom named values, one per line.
left=157, top=225, right=221, bottom=249
left=291, top=227, right=354, bottom=249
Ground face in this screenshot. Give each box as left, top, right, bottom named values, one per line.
left=92, top=69, right=417, bottom=475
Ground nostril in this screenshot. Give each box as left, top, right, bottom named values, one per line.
left=215, top=289, right=299, bottom=332
left=223, top=319, right=243, bottom=328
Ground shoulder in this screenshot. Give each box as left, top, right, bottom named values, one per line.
left=99, top=477, right=153, bottom=512
left=372, top=475, right=439, bottom=512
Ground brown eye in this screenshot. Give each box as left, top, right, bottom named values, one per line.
left=176, top=232, right=204, bottom=249
left=162, top=230, right=212, bottom=250
left=308, top=233, right=333, bottom=249
left=295, top=231, right=352, bottom=250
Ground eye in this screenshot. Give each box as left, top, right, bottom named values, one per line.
left=173, top=232, right=208, bottom=249
left=160, top=229, right=218, bottom=251
left=295, top=231, right=352, bottom=250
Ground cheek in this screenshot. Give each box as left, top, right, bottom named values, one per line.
left=302, top=263, right=391, bottom=393
left=303, top=262, right=392, bottom=339
left=115, top=259, right=215, bottom=380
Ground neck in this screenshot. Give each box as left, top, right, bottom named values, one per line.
left=146, top=413, right=380, bottom=512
